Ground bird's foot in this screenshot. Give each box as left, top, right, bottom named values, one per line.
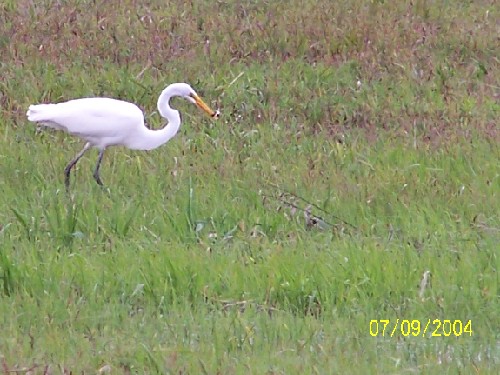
left=93, top=172, right=104, bottom=186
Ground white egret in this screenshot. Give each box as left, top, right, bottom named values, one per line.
left=26, top=83, right=219, bottom=189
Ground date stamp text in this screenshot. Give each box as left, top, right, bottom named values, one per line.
left=369, top=319, right=472, bottom=337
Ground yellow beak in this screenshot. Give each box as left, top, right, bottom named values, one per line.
left=192, top=94, right=219, bottom=118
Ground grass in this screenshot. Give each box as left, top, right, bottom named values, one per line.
left=1, top=0, right=499, bottom=373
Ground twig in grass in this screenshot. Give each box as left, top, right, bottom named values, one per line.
left=135, top=60, right=152, bottom=80
left=198, top=359, right=209, bottom=375
left=304, top=204, right=335, bottom=231
left=227, top=71, right=244, bottom=88
left=0, top=361, right=42, bottom=374
left=262, top=182, right=357, bottom=230
left=264, top=192, right=356, bottom=232
left=214, top=298, right=279, bottom=316
left=419, top=270, right=431, bottom=300
left=98, top=365, right=112, bottom=374
left=265, top=181, right=330, bottom=215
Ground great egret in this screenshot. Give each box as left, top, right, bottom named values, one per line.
left=26, top=83, right=219, bottom=189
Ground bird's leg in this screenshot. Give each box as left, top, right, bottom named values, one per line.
left=64, top=142, right=91, bottom=191
left=92, top=149, right=105, bottom=186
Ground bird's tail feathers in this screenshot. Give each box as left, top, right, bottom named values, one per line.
left=26, top=104, right=58, bottom=122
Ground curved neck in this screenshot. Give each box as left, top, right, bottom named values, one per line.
left=157, top=85, right=180, bottom=119
left=132, top=116, right=180, bottom=151
left=126, top=86, right=182, bottom=151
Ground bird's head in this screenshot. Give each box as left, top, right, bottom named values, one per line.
left=170, top=83, right=219, bottom=119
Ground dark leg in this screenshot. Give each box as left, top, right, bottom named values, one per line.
left=64, top=142, right=91, bottom=191
left=93, top=149, right=105, bottom=186
left=94, top=149, right=104, bottom=186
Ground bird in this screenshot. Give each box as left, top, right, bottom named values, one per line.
left=26, top=83, right=219, bottom=190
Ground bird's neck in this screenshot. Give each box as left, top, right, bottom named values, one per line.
left=129, top=117, right=180, bottom=151
left=126, top=87, right=182, bottom=151
left=157, top=85, right=178, bottom=119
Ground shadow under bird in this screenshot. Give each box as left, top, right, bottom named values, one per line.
left=26, top=83, right=219, bottom=190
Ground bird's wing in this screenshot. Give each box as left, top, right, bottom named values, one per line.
left=27, top=98, right=144, bottom=138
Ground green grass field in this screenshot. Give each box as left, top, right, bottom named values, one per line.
left=1, top=0, right=499, bottom=373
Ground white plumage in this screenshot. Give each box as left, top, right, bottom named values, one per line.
left=26, top=83, right=219, bottom=189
